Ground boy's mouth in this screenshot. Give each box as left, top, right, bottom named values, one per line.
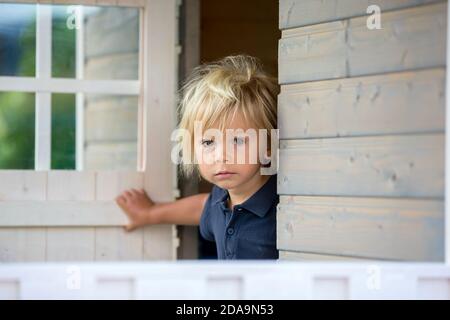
left=214, top=171, right=236, bottom=179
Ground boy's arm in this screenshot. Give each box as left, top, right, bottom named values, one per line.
left=115, top=189, right=209, bottom=231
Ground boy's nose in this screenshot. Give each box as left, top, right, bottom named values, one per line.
left=214, top=144, right=232, bottom=164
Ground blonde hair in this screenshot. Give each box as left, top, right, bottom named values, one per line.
left=176, top=55, right=279, bottom=177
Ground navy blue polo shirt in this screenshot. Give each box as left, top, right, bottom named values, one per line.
left=199, top=174, right=279, bottom=259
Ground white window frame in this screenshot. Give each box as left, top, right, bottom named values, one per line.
left=0, top=0, right=180, bottom=245
left=446, top=1, right=450, bottom=266
left=0, top=2, right=141, bottom=171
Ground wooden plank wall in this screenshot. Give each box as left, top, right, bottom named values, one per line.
left=277, top=0, right=446, bottom=261
left=0, top=0, right=179, bottom=263
left=0, top=171, right=177, bottom=262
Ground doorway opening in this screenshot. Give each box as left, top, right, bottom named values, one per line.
left=177, top=0, right=280, bottom=259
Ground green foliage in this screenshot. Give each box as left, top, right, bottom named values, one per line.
left=0, top=92, right=35, bottom=169
left=51, top=9, right=76, bottom=169
left=52, top=6, right=75, bottom=78
left=0, top=14, right=36, bottom=169
left=51, top=93, right=75, bottom=170
left=0, top=6, right=76, bottom=169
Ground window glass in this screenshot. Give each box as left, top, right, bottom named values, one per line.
left=51, top=93, right=75, bottom=169
left=0, top=92, right=35, bottom=169
left=0, top=4, right=36, bottom=77
left=83, top=94, right=138, bottom=170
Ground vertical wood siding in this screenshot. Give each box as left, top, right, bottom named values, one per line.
left=0, top=171, right=177, bottom=262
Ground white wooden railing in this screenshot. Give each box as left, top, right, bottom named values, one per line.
left=0, top=261, right=449, bottom=299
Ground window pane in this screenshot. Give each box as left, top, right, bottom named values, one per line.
left=84, top=7, right=139, bottom=80
left=52, top=5, right=75, bottom=78
left=51, top=93, right=75, bottom=169
left=0, top=3, right=36, bottom=77
left=51, top=93, right=138, bottom=171
left=51, top=5, right=139, bottom=80
left=84, top=94, right=138, bottom=170
left=0, top=92, right=35, bottom=169
left=83, top=6, right=139, bottom=80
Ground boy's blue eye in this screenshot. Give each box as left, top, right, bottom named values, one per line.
left=233, top=137, right=245, bottom=145
left=201, top=139, right=215, bottom=147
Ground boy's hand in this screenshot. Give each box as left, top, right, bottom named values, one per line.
left=115, top=188, right=159, bottom=231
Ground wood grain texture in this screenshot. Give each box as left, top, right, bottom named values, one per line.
left=278, top=250, right=372, bottom=261
left=45, top=171, right=96, bottom=261
left=279, top=2, right=447, bottom=84
left=96, top=171, right=144, bottom=201
left=0, top=171, right=47, bottom=262
left=141, top=0, right=179, bottom=260
left=278, top=134, right=444, bottom=198
left=277, top=195, right=444, bottom=261
left=0, top=0, right=147, bottom=7
left=143, top=0, right=178, bottom=202
left=95, top=171, right=145, bottom=261
left=95, top=227, right=144, bottom=261
left=0, top=171, right=47, bottom=201
left=0, top=228, right=46, bottom=262
left=0, top=201, right=127, bottom=226
left=278, top=68, right=445, bottom=139
left=143, top=225, right=178, bottom=260
left=279, top=0, right=443, bottom=28
left=46, top=227, right=96, bottom=261
left=47, top=171, right=96, bottom=201
left=279, top=20, right=347, bottom=84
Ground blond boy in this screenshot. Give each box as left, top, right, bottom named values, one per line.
left=116, top=55, right=279, bottom=259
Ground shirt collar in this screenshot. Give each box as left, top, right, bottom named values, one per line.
left=213, top=174, right=278, bottom=218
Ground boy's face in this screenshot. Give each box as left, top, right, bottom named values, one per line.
left=195, top=112, right=269, bottom=190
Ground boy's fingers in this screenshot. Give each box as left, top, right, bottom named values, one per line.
left=124, top=191, right=133, bottom=198
left=116, top=197, right=135, bottom=231
left=116, top=203, right=128, bottom=215
left=115, top=195, right=124, bottom=204
left=115, top=198, right=133, bottom=216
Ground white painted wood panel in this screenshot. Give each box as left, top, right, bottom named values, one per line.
left=0, top=201, right=126, bottom=226
left=0, top=0, right=178, bottom=263
left=95, top=171, right=145, bottom=261
left=279, top=0, right=442, bottom=28
left=279, top=68, right=445, bottom=139
left=0, top=0, right=147, bottom=8
left=0, top=77, right=140, bottom=95
left=143, top=225, right=178, bottom=260
left=47, top=171, right=96, bottom=201
left=279, top=21, right=347, bottom=84
left=96, top=171, right=144, bottom=201
left=277, top=0, right=446, bottom=265
left=279, top=2, right=447, bottom=84
left=0, top=228, right=46, bottom=262
left=0, top=280, right=19, bottom=300
left=35, top=4, right=52, bottom=171
left=0, top=171, right=47, bottom=201
left=45, top=171, right=96, bottom=261
left=279, top=250, right=372, bottom=261
left=1, top=262, right=450, bottom=299
left=277, top=195, right=444, bottom=261
left=278, top=134, right=444, bottom=198
left=46, top=227, right=96, bottom=261
left=143, top=0, right=177, bottom=202
left=95, top=227, right=144, bottom=261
